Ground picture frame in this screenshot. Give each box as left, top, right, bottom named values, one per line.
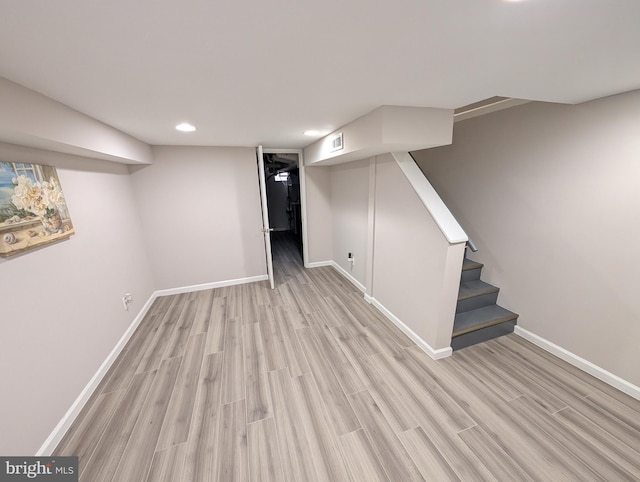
left=0, top=162, right=75, bottom=257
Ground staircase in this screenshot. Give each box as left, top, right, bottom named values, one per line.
left=452, top=257, right=518, bottom=350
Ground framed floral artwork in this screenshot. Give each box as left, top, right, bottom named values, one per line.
left=0, top=162, right=74, bottom=257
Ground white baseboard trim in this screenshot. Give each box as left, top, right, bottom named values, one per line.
left=321, top=262, right=450, bottom=360
left=330, top=261, right=366, bottom=293
left=514, top=326, right=640, bottom=401
left=36, top=291, right=158, bottom=456
left=370, top=297, right=452, bottom=360
left=306, top=260, right=333, bottom=268
left=37, top=273, right=270, bottom=455
left=155, top=274, right=268, bottom=296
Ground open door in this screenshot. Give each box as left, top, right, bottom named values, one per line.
left=257, top=145, right=275, bottom=289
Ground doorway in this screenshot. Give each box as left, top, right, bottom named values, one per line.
left=259, top=148, right=308, bottom=286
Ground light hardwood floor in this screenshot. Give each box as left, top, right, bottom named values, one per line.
left=54, top=233, right=640, bottom=481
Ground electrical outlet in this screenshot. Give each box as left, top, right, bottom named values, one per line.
left=122, top=293, right=133, bottom=311
left=347, top=252, right=355, bottom=266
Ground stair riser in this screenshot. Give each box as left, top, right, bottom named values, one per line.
left=451, top=320, right=516, bottom=350
left=461, top=267, right=482, bottom=282
left=456, top=292, right=498, bottom=313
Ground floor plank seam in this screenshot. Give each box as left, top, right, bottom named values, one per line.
left=455, top=423, right=478, bottom=435
left=53, top=233, right=640, bottom=482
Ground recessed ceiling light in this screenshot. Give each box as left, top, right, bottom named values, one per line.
left=176, top=122, right=196, bottom=132
left=304, top=130, right=321, bottom=136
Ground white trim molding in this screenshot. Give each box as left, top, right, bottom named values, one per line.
left=370, top=297, right=452, bottom=360
left=37, top=291, right=159, bottom=455
left=331, top=261, right=366, bottom=293
left=306, top=261, right=367, bottom=294
left=155, top=274, right=268, bottom=297
left=306, top=260, right=333, bottom=269
left=37, top=273, right=269, bottom=455
left=515, top=326, right=640, bottom=401
left=324, top=263, right=451, bottom=360
left=391, top=151, right=467, bottom=245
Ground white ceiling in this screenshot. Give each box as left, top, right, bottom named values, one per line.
left=1, top=0, right=640, bottom=149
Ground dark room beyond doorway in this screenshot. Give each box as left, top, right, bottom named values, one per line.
left=264, top=152, right=303, bottom=265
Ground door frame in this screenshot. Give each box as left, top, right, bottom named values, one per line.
left=262, top=148, right=309, bottom=268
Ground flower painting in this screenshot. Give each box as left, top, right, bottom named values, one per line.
left=0, top=162, right=74, bottom=257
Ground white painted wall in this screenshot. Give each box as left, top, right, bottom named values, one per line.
left=0, top=142, right=155, bottom=455
left=304, top=166, right=333, bottom=264
left=304, top=152, right=463, bottom=354
left=330, top=159, right=370, bottom=285
left=412, top=90, right=640, bottom=386
left=372, top=154, right=463, bottom=352
left=129, top=146, right=266, bottom=289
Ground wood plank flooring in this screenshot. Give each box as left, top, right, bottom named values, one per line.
left=54, top=232, right=640, bottom=481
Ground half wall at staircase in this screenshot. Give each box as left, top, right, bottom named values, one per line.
left=304, top=152, right=466, bottom=357
left=412, top=90, right=640, bottom=388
